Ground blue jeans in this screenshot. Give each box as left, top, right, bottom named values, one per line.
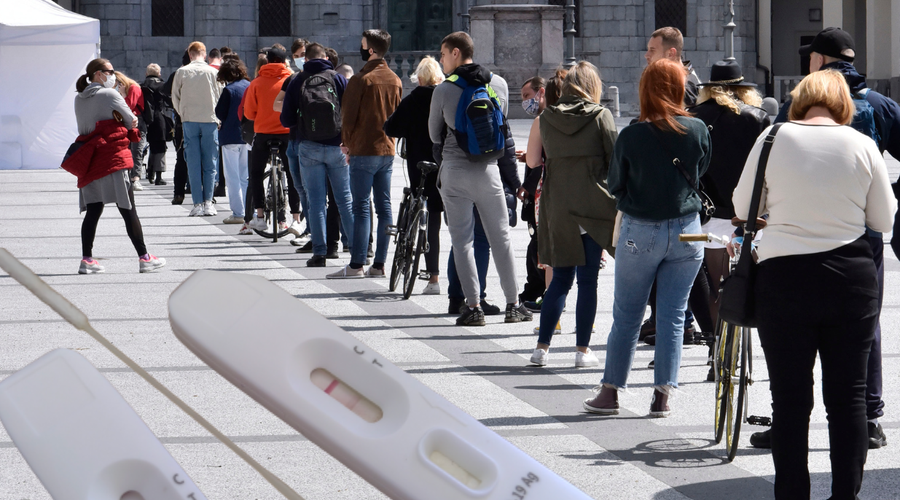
left=182, top=122, right=219, bottom=205
left=602, top=213, right=703, bottom=389
left=448, top=208, right=489, bottom=300
left=299, top=141, right=354, bottom=256
left=349, top=156, right=393, bottom=266
left=286, top=140, right=310, bottom=224
left=538, top=233, right=603, bottom=347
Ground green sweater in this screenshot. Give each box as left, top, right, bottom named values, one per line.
left=608, top=116, right=711, bottom=220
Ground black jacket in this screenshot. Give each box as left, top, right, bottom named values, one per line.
left=776, top=61, right=900, bottom=160
left=142, top=76, right=169, bottom=146
left=384, top=85, right=442, bottom=212
left=690, top=99, right=770, bottom=219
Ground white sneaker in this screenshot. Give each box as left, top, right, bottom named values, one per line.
left=238, top=223, right=254, bottom=235
left=288, top=220, right=305, bottom=237
left=222, top=215, right=243, bottom=224
left=291, top=233, right=312, bottom=246
left=132, top=180, right=144, bottom=191
left=189, top=204, right=203, bottom=216
left=422, top=282, right=441, bottom=295
left=248, top=217, right=268, bottom=231
left=139, top=255, right=166, bottom=273
left=78, top=258, right=105, bottom=274
left=202, top=200, right=217, bottom=216
left=326, top=265, right=365, bottom=279
left=530, top=348, right=549, bottom=366
left=575, top=348, right=600, bottom=368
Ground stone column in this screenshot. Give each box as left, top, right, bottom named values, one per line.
left=823, top=0, right=843, bottom=28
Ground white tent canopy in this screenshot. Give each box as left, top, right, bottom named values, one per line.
left=0, top=0, right=99, bottom=169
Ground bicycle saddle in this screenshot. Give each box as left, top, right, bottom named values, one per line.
left=731, top=217, right=768, bottom=230
left=266, top=139, right=283, bottom=149
left=417, top=161, right=438, bottom=174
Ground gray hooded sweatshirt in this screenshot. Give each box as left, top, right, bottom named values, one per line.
left=74, top=83, right=135, bottom=136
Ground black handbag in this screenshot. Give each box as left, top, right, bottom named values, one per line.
left=717, top=123, right=784, bottom=327
left=651, top=126, right=716, bottom=224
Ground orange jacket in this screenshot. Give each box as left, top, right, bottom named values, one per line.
left=244, top=63, right=291, bottom=135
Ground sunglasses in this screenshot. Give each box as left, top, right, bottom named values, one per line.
left=97, top=69, right=114, bottom=75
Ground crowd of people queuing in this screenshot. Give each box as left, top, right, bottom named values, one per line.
left=65, top=23, right=900, bottom=498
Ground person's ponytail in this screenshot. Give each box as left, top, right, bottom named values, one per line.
left=77, top=58, right=111, bottom=93
left=75, top=73, right=91, bottom=93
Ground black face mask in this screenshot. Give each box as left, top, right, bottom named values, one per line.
left=360, top=46, right=371, bottom=61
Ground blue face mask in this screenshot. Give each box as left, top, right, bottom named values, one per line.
left=294, top=57, right=305, bottom=68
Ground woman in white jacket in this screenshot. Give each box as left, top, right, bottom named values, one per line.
left=732, top=69, right=896, bottom=500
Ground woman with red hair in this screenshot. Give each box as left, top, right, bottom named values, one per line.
left=583, top=58, right=709, bottom=417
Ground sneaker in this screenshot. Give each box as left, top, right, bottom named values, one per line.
left=325, top=247, right=339, bottom=259
left=278, top=221, right=290, bottom=232
left=248, top=217, right=268, bottom=231
left=155, top=178, right=167, bottom=186
left=291, top=234, right=312, bottom=246
left=132, top=180, right=144, bottom=191
left=456, top=306, right=485, bottom=326
left=639, top=318, right=656, bottom=341
left=139, top=255, right=166, bottom=273
left=171, top=195, right=184, bottom=205
left=869, top=422, right=887, bottom=449
left=583, top=386, right=619, bottom=415
left=202, top=200, right=217, bottom=216
left=326, top=265, right=365, bottom=279
left=238, top=223, right=254, bottom=235
left=524, top=298, right=543, bottom=312
left=294, top=240, right=313, bottom=253
left=505, top=303, right=534, bottom=323
left=422, top=282, right=441, bottom=295
left=749, top=429, right=772, bottom=449
left=365, top=266, right=386, bottom=278
left=481, top=299, right=501, bottom=316
left=288, top=220, right=305, bottom=237
left=306, top=255, right=326, bottom=267
left=448, top=297, right=465, bottom=315
left=222, top=215, right=244, bottom=224
left=533, top=322, right=562, bottom=335
left=644, top=324, right=697, bottom=347
left=649, top=389, right=670, bottom=418
left=189, top=204, right=203, bottom=217
left=78, top=258, right=105, bottom=274
left=575, top=348, right=600, bottom=367
left=530, top=348, right=548, bottom=366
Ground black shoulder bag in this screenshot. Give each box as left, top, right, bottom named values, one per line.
left=717, top=123, right=784, bottom=327
left=651, top=126, right=715, bottom=224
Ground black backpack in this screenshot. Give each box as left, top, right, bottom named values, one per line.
left=299, top=70, right=342, bottom=141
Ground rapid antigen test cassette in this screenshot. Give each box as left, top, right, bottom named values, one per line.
left=169, top=270, right=593, bottom=500
left=0, top=349, right=206, bottom=500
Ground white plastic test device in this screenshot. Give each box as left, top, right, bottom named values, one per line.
left=0, top=349, right=207, bottom=500
left=169, top=270, right=593, bottom=500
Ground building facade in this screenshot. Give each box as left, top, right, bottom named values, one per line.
left=53, top=0, right=900, bottom=115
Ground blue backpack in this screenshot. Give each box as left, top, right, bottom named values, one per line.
left=850, top=88, right=881, bottom=146
left=447, top=74, right=507, bottom=162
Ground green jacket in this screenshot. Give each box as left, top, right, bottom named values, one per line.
left=538, top=95, right=619, bottom=267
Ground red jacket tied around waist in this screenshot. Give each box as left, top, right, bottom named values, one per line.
left=61, top=119, right=139, bottom=188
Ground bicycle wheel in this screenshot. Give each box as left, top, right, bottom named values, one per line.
left=389, top=198, right=410, bottom=292
left=403, top=227, right=426, bottom=300
left=725, top=327, right=749, bottom=462
left=252, top=166, right=290, bottom=239
left=399, top=209, right=419, bottom=297
left=713, top=318, right=730, bottom=444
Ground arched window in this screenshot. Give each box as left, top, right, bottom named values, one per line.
left=656, top=0, right=687, bottom=36
left=152, top=0, right=184, bottom=37
left=259, top=0, right=291, bottom=37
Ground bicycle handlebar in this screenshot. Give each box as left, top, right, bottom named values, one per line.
left=678, top=233, right=731, bottom=246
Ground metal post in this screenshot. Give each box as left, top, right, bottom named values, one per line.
left=723, top=0, right=736, bottom=61
left=564, top=0, right=576, bottom=67
left=461, top=0, right=471, bottom=33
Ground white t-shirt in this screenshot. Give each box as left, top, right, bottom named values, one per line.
left=733, top=122, right=897, bottom=262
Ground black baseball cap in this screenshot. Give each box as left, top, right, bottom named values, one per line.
left=799, top=27, right=855, bottom=62
left=266, top=47, right=287, bottom=64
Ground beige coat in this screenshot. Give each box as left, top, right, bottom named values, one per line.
left=537, top=95, right=619, bottom=267
left=172, top=60, right=221, bottom=124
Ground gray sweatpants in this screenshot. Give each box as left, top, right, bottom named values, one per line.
left=439, top=161, right=519, bottom=306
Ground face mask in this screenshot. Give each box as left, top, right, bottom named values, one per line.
left=522, top=97, right=541, bottom=116
left=360, top=46, right=371, bottom=61
left=294, top=57, right=305, bottom=68
left=102, top=73, right=116, bottom=89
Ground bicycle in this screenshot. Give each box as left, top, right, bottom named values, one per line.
left=253, top=139, right=291, bottom=242
left=679, top=229, right=771, bottom=462
left=387, top=161, right=438, bottom=299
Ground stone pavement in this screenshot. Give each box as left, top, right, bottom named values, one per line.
left=1, top=119, right=900, bottom=499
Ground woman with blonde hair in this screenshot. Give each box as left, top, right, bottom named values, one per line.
left=383, top=56, right=445, bottom=293
left=527, top=61, right=618, bottom=367
left=732, top=69, right=895, bottom=499
left=114, top=70, right=147, bottom=190
left=583, top=58, right=709, bottom=416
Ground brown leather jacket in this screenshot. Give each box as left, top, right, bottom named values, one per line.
left=341, top=58, right=402, bottom=156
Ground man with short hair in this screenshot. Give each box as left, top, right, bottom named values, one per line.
left=327, top=29, right=402, bottom=279
left=428, top=31, right=531, bottom=326
left=172, top=41, right=222, bottom=216
left=336, top=63, right=354, bottom=80
left=208, top=48, right=223, bottom=70
left=645, top=27, right=700, bottom=106
left=282, top=42, right=355, bottom=267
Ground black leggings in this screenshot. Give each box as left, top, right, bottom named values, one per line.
left=424, top=201, right=442, bottom=275
left=81, top=188, right=147, bottom=258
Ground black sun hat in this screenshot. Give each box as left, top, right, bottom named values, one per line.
left=799, top=27, right=855, bottom=62
left=698, top=60, right=757, bottom=87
